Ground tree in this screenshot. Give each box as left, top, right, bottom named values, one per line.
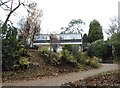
left=60, top=19, right=85, bottom=50
left=2, top=23, right=22, bottom=70
left=82, top=33, right=89, bottom=52
left=88, top=19, right=103, bottom=43
left=1, top=0, right=24, bottom=27
left=109, top=32, right=120, bottom=61
left=61, top=19, right=85, bottom=34
left=1, top=0, right=36, bottom=70
left=106, top=17, right=120, bottom=61
left=1, top=0, right=36, bottom=37
left=49, top=34, right=59, bottom=52
left=87, top=39, right=113, bottom=62
left=105, top=16, right=120, bottom=37
left=19, top=3, right=43, bottom=47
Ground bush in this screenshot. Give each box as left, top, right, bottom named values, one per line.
left=88, top=56, right=100, bottom=68
left=87, top=39, right=113, bottom=62
left=2, top=24, right=22, bottom=71
left=108, top=33, right=120, bottom=61
left=39, top=46, right=62, bottom=65
left=78, top=52, right=100, bottom=68
left=13, top=57, right=31, bottom=70
left=39, top=46, right=100, bottom=68
left=48, top=51, right=61, bottom=65
left=78, top=52, right=89, bottom=64
left=61, top=49, right=78, bottom=67
left=39, top=46, right=49, bottom=59
left=19, top=57, right=31, bottom=69
left=62, top=45, right=72, bottom=52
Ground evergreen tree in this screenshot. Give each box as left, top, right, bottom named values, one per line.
left=88, top=19, right=103, bottom=43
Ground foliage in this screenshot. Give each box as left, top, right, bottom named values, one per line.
left=87, top=39, right=113, bottom=62
left=61, top=49, right=78, bottom=67
left=78, top=52, right=89, bottom=64
left=2, top=24, right=21, bottom=71
left=2, top=23, right=31, bottom=71
left=39, top=44, right=100, bottom=68
left=82, top=33, right=89, bottom=52
left=19, top=57, right=31, bottom=69
left=19, top=48, right=28, bottom=56
left=48, top=51, right=61, bottom=65
left=88, top=19, right=103, bottom=43
left=62, top=45, right=80, bottom=56
left=61, top=19, right=85, bottom=34
left=88, top=56, right=100, bottom=68
left=62, top=44, right=72, bottom=52
left=39, top=46, right=61, bottom=65
left=39, top=46, right=49, bottom=59
left=109, top=32, right=120, bottom=60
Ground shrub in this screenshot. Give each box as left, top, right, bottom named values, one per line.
left=2, top=24, right=22, bottom=71
left=79, top=52, right=89, bottom=64
left=61, top=49, right=78, bottom=67
left=19, top=57, right=31, bottom=69
left=39, top=46, right=49, bottom=58
left=39, top=46, right=61, bottom=65
left=109, top=32, right=120, bottom=60
left=87, top=39, right=113, bottom=62
left=78, top=52, right=100, bottom=68
left=13, top=57, right=31, bottom=70
left=88, top=56, right=100, bottom=68
left=62, top=45, right=72, bottom=52
left=48, top=51, right=61, bottom=65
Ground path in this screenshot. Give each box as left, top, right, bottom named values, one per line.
left=2, top=64, right=118, bottom=86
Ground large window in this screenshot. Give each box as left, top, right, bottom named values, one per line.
left=35, top=34, right=81, bottom=40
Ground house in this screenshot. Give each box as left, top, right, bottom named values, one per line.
left=33, top=33, right=83, bottom=51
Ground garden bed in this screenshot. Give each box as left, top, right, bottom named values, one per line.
left=2, top=50, right=93, bottom=83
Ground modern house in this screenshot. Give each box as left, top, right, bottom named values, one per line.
left=33, top=34, right=82, bottom=44
left=33, top=33, right=83, bottom=51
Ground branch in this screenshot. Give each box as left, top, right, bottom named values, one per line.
left=0, top=0, right=10, bottom=7
left=3, top=0, right=22, bottom=27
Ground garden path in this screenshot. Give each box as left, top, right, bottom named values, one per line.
left=2, top=64, right=118, bottom=86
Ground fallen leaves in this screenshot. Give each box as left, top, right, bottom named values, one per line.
left=61, top=70, right=120, bottom=87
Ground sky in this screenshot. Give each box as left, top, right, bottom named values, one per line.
left=35, top=0, right=119, bottom=40
left=1, top=0, right=119, bottom=40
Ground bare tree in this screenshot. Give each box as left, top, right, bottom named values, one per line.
left=0, top=0, right=34, bottom=28
left=0, top=0, right=10, bottom=7
left=23, top=3, right=43, bottom=47
left=105, top=16, right=120, bottom=37
left=49, top=34, right=59, bottom=52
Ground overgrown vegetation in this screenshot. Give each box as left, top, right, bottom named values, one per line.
left=86, top=39, right=113, bottom=62
left=39, top=45, right=100, bottom=68
left=2, top=23, right=32, bottom=71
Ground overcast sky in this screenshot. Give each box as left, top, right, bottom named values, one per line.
left=34, top=0, right=119, bottom=40
left=1, top=0, right=119, bottom=40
